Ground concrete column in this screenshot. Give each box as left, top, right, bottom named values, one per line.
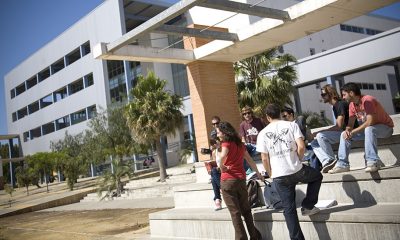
left=188, top=114, right=198, bottom=163
left=184, top=24, right=241, bottom=162
left=8, top=139, right=15, bottom=187
left=293, top=87, right=301, bottom=114
left=0, top=159, right=4, bottom=190
left=123, top=61, right=132, bottom=101
left=326, top=76, right=337, bottom=124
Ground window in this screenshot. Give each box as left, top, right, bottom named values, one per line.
left=69, top=78, right=84, bottom=95
left=10, top=88, right=16, bottom=99
left=108, top=60, right=126, bottom=102
left=38, top=67, right=50, bottom=82
left=309, top=48, right=315, bottom=56
left=17, top=107, right=28, bottom=119
left=23, top=131, right=30, bottom=142
left=53, top=87, right=68, bottom=102
left=55, top=116, right=70, bottom=130
left=12, top=112, right=17, bottom=122
left=26, top=76, right=38, bottom=89
left=28, top=101, right=40, bottom=114
left=376, top=83, right=386, bottom=90
left=16, top=82, right=26, bottom=96
left=84, top=73, right=94, bottom=87
left=51, top=58, right=65, bottom=74
left=66, top=48, right=81, bottom=65
left=278, top=46, right=284, bottom=53
left=71, top=109, right=87, bottom=125
left=87, top=105, right=97, bottom=119
left=30, top=127, right=42, bottom=140
left=40, top=94, right=53, bottom=109
left=81, top=41, right=91, bottom=56
left=42, top=122, right=55, bottom=135
left=171, top=63, right=189, bottom=97
left=366, top=28, right=382, bottom=35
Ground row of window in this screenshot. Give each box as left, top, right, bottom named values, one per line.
left=340, top=24, right=382, bottom=36
left=10, top=41, right=91, bottom=99
left=23, top=105, right=97, bottom=142
left=12, top=73, right=94, bottom=122
left=356, top=82, right=387, bottom=90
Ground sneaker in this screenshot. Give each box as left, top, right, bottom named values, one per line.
left=301, top=206, right=320, bottom=216
left=328, top=166, right=350, bottom=174
left=321, top=159, right=337, bottom=173
left=214, top=199, right=222, bottom=211
left=365, top=164, right=380, bottom=173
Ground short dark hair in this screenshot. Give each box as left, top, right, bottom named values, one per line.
left=281, top=106, right=294, bottom=115
left=341, top=82, right=361, bottom=96
left=264, top=104, right=281, bottom=119
left=211, top=116, right=221, bottom=122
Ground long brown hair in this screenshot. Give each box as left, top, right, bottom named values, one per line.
left=217, top=121, right=243, bottom=146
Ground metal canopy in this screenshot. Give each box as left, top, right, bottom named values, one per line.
left=155, top=25, right=239, bottom=41
left=95, top=0, right=398, bottom=64
left=197, top=0, right=290, bottom=21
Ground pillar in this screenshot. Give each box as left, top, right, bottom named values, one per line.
left=184, top=24, right=241, bottom=162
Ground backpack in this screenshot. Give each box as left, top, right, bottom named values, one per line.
left=247, top=179, right=262, bottom=208
left=263, top=180, right=283, bottom=209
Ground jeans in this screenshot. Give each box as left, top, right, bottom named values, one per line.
left=310, top=131, right=342, bottom=166
left=337, top=124, right=393, bottom=168
left=274, top=165, right=323, bottom=240
left=221, top=179, right=261, bottom=240
left=211, top=167, right=221, bottom=200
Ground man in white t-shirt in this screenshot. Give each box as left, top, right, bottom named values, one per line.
left=256, top=104, right=323, bottom=240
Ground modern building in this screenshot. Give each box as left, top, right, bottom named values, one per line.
left=3, top=0, right=400, bottom=168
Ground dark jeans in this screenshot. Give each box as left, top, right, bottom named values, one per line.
left=274, top=165, right=323, bottom=240
left=221, top=179, right=262, bottom=240
left=211, top=167, right=221, bottom=200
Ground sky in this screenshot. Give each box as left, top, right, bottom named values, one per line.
left=0, top=1, right=399, bottom=135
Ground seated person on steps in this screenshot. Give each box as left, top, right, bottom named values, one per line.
left=329, top=82, right=394, bottom=174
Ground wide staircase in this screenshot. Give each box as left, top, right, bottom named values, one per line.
left=80, top=165, right=196, bottom=202
left=149, top=114, right=400, bottom=240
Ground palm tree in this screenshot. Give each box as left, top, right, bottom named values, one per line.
left=97, top=158, right=133, bottom=199
left=235, top=48, right=297, bottom=115
left=125, top=71, right=183, bottom=182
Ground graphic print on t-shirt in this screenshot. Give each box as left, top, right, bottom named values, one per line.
left=266, top=128, right=291, bottom=148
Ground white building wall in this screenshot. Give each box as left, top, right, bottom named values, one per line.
left=4, top=0, right=124, bottom=155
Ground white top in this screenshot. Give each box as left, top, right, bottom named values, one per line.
left=256, top=120, right=303, bottom=178
left=214, top=149, right=222, bottom=167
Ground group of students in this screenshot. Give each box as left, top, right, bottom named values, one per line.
left=206, top=82, right=394, bottom=240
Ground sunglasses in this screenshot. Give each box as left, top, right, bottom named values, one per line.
left=281, top=114, right=288, bottom=118
left=321, top=92, right=328, bottom=97
left=242, top=112, right=252, bottom=116
left=212, top=122, right=220, bottom=125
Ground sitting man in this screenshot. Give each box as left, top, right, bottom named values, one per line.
left=329, top=82, right=394, bottom=174
left=281, top=107, right=307, bottom=140
left=311, top=84, right=358, bottom=173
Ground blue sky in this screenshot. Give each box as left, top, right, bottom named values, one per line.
left=0, top=1, right=399, bottom=135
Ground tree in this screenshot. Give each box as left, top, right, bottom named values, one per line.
left=302, top=111, right=331, bottom=129
left=125, top=71, right=183, bottom=182
left=15, top=164, right=37, bottom=195
left=235, top=48, right=297, bottom=115
left=26, top=152, right=56, bottom=193
left=50, top=132, right=86, bottom=190
left=97, top=158, right=133, bottom=199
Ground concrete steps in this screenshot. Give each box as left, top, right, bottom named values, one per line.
left=150, top=204, right=400, bottom=240
left=80, top=165, right=196, bottom=202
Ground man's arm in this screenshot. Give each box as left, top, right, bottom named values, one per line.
left=347, top=114, right=375, bottom=139
left=261, top=152, right=271, bottom=177
left=295, top=137, right=305, bottom=160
